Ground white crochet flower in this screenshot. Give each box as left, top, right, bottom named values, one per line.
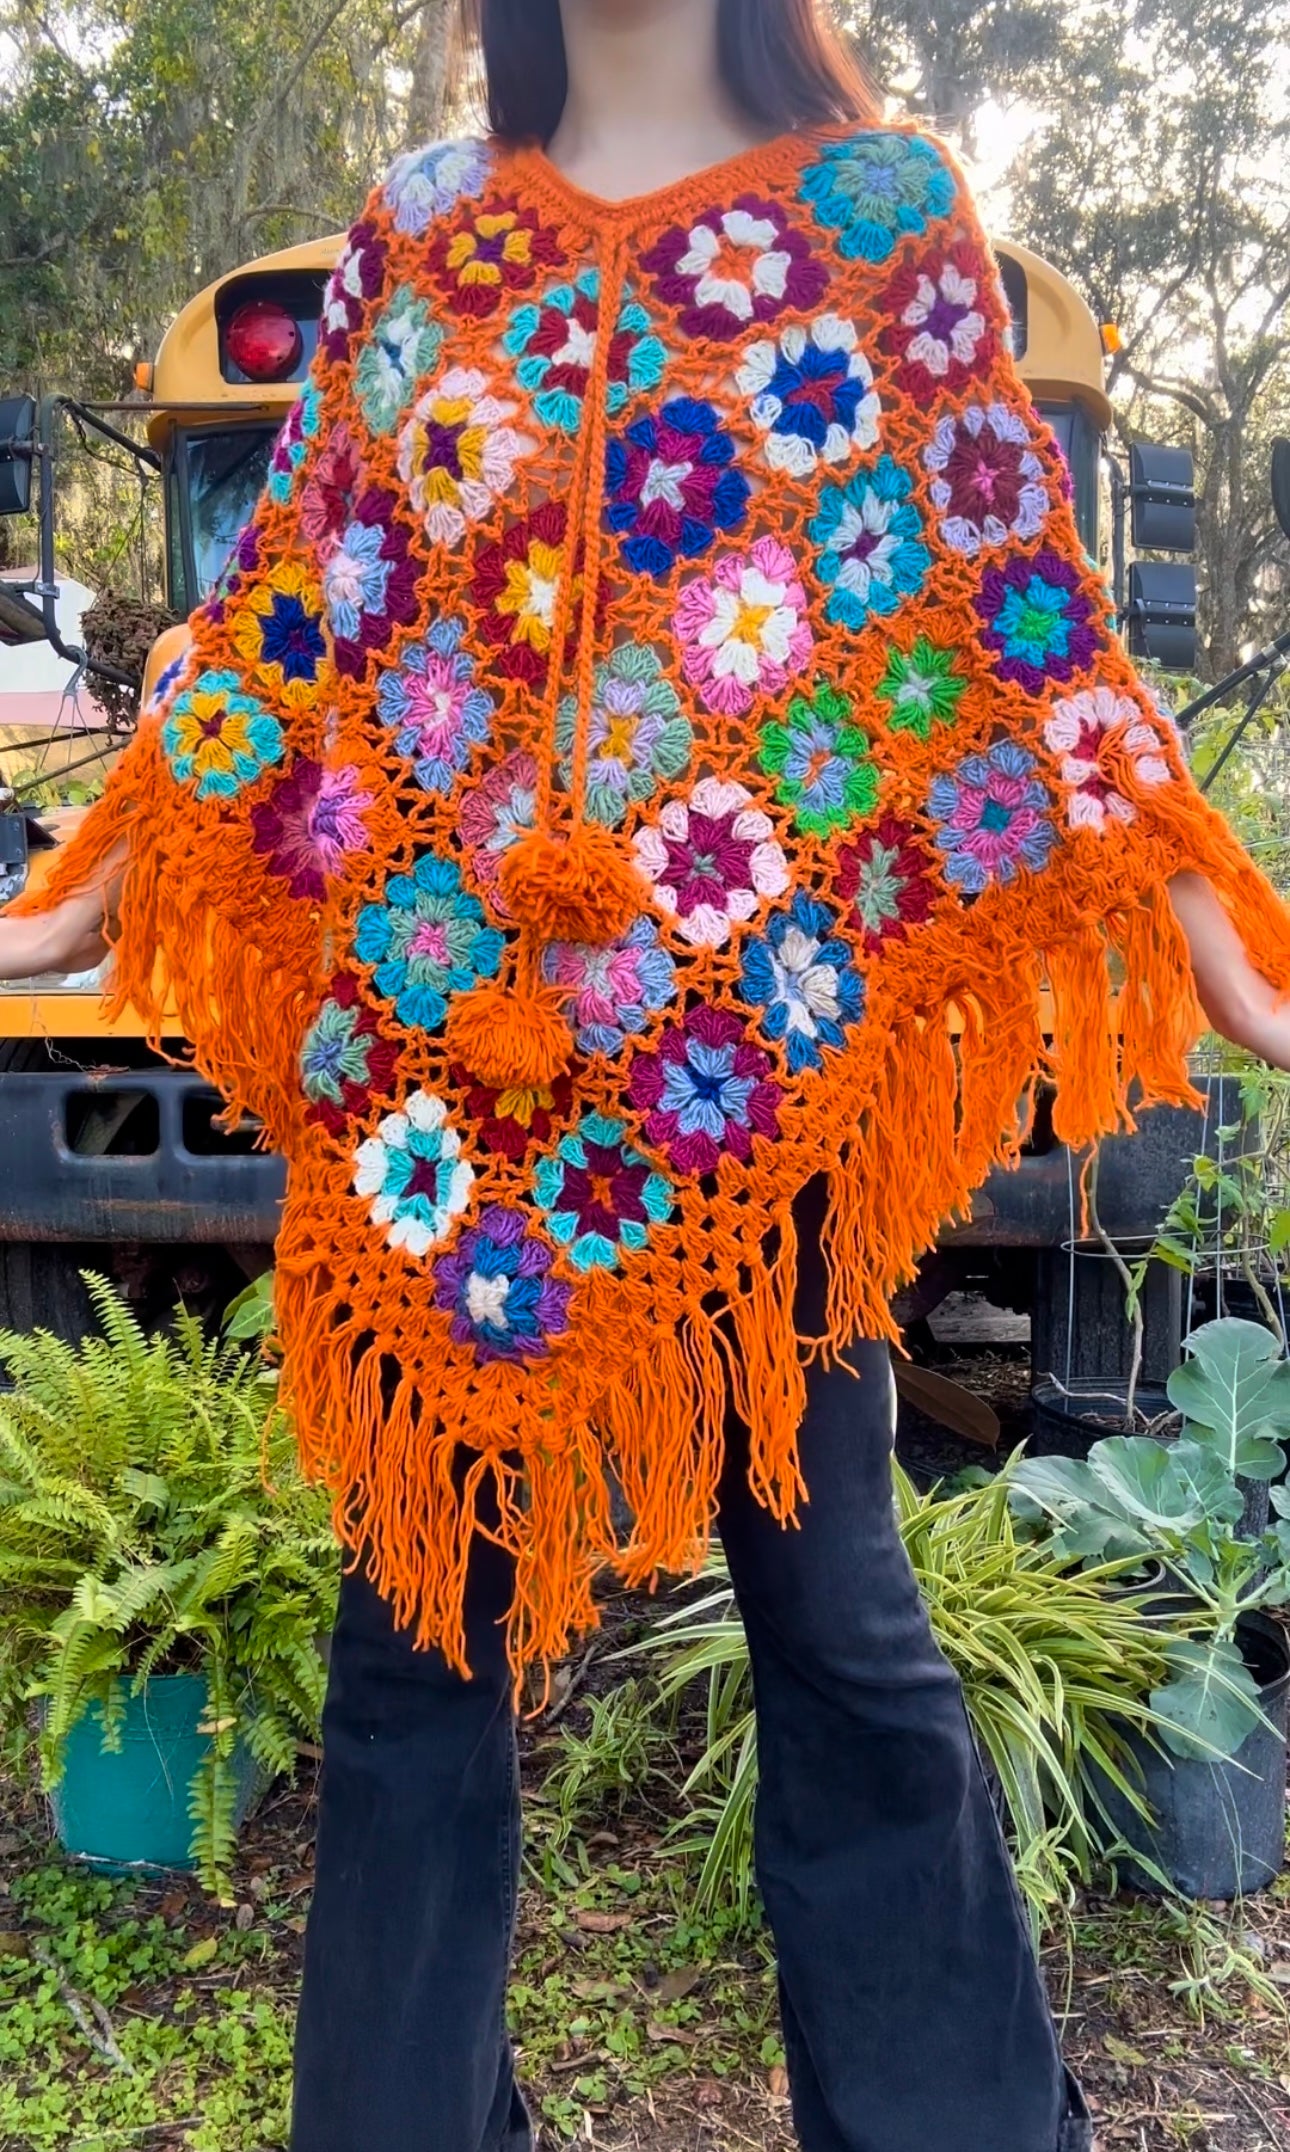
left=353, top=1091, right=473, bottom=1259
left=634, top=776, right=790, bottom=948
left=1044, top=687, right=1172, bottom=832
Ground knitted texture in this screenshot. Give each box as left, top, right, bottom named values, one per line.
left=24, top=123, right=1290, bottom=1679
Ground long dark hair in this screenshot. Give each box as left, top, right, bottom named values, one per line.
left=458, top=0, right=878, bottom=143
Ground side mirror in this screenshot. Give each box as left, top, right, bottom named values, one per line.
left=1127, top=561, right=1197, bottom=671
left=1129, top=442, right=1196, bottom=554
left=0, top=395, right=36, bottom=517
left=1273, top=437, right=1290, bottom=546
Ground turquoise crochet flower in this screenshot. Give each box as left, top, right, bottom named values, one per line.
left=532, top=1113, right=673, bottom=1272
left=353, top=852, right=504, bottom=1031
left=267, top=380, right=322, bottom=504
left=161, top=670, right=284, bottom=802
left=355, top=285, right=445, bottom=436
left=798, top=131, right=956, bottom=264
left=810, top=456, right=931, bottom=632
left=504, top=269, right=667, bottom=435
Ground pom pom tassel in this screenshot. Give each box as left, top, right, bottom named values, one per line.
left=444, top=979, right=573, bottom=1090
left=500, top=825, right=646, bottom=947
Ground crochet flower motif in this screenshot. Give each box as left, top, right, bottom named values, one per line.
left=1043, top=687, right=1172, bottom=832
left=633, top=776, right=789, bottom=948
left=674, top=536, right=814, bottom=717
left=162, top=671, right=284, bottom=801
left=267, top=381, right=321, bottom=504
left=354, top=852, right=505, bottom=1031
left=321, top=221, right=388, bottom=362
left=737, top=315, right=881, bottom=479
left=640, top=196, right=827, bottom=340
left=928, top=742, right=1056, bottom=894
left=382, top=136, right=492, bottom=238
left=229, top=561, right=327, bottom=708
left=924, top=404, right=1048, bottom=557
left=504, top=268, right=668, bottom=434
left=810, top=456, right=931, bottom=632
left=453, top=1062, right=574, bottom=1162
left=459, top=750, right=538, bottom=913
left=300, top=974, right=399, bottom=1137
left=434, top=1208, right=573, bottom=1364
left=798, top=131, right=956, bottom=264
left=378, top=617, right=495, bottom=796
left=472, top=503, right=589, bottom=689
left=604, top=398, right=749, bottom=580
left=397, top=367, right=533, bottom=550
left=878, top=242, right=996, bottom=400
left=974, top=550, right=1102, bottom=695
left=836, top=816, right=938, bottom=955
left=322, top=488, right=419, bottom=678
left=354, top=1092, right=474, bottom=1262
left=555, top=646, right=692, bottom=828
left=758, top=679, right=879, bottom=838
left=355, top=285, right=445, bottom=437
left=875, top=637, right=968, bottom=742
left=543, top=918, right=677, bottom=1060
left=629, top=1005, right=780, bottom=1177
left=533, top=1112, right=674, bottom=1273
left=740, top=893, right=866, bottom=1075
left=428, top=196, right=564, bottom=320
left=250, top=759, right=372, bottom=901
left=299, top=425, right=367, bottom=560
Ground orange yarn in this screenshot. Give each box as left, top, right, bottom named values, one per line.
left=17, top=121, right=1290, bottom=1684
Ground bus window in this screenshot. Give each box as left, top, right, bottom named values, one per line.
left=173, top=425, right=278, bottom=609
left=1036, top=401, right=1101, bottom=558
left=997, top=254, right=1029, bottom=361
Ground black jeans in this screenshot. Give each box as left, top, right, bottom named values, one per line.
left=291, top=1329, right=1092, bottom=2152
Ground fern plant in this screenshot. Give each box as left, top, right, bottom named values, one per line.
left=0, top=1274, right=338, bottom=1894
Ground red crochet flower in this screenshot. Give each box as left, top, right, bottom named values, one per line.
left=836, top=816, right=938, bottom=956
left=300, top=973, right=400, bottom=1138
left=640, top=196, right=827, bottom=341
left=428, top=196, right=565, bottom=320
left=298, top=425, right=367, bottom=560
left=471, top=503, right=602, bottom=689
left=878, top=240, right=998, bottom=401
left=452, top=1061, right=574, bottom=1161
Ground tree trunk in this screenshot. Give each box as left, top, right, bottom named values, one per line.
left=406, top=1, right=453, bottom=148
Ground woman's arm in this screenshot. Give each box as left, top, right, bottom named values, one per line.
left=0, top=851, right=123, bottom=982
left=1168, top=870, right=1290, bottom=1070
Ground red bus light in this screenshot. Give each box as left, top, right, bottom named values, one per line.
left=225, top=299, right=303, bottom=382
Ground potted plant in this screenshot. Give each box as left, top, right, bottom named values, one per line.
left=0, top=1274, right=338, bottom=1896
left=1010, top=1316, right=1290, bottom=1898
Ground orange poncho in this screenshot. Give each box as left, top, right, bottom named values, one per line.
left=24, top=123, right=1290, bottom=1674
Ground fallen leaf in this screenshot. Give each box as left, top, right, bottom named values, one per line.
left=0, top=1931, right=29, bottom=1961
left=646, top=2020, right=698, bottom=2045
left=652, top=1966, right=702, bottom=2003
left=285, top=1916, right=307, bottom=1935
left=159, top=1890, right=188, bottom=1920
left=1102, top=2034, right=1149, bottom=2067
left=571, top=1977, right=625, bottom=2001
left=695, top=2080, right=723, bottom=2109
left=1270, top=1963, right=1290, bottom=1986
left=767, top=2064, right=790, bottom=2098
left=234, top=1903, right=254, bottom=1932
left=573, top=1909, right=632, bottom=1933
left=181, top=1936, right=218, bottom=1970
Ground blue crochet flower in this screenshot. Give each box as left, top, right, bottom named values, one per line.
left=323, top=521, right=393, bottom=643
left=504, top=268, right=668, bottom=435
left=740, top=893, right=866, bottom=1074
left=798, top=131, right=956, bottom=264
left=353, top=852, right=504, bottom=1031
left=377, top=617, right=494, bottom=795
left=532, top=1112, right=674, bottom=1273
left=604, top=397, right=749, bottom=580
left=927, top=741, right=1056, bottom=895
left=810, top=456, right=931, bottom=632
left=434, top=1207, right=573, bottom=1365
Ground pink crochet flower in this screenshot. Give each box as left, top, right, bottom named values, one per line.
left=634, top=777, right=789, bottom=948
left=1043, top=687, right=1172, bottom=832
left=458, top=750, right=538, bottom=912
left=251, top=759, right=372, bottom=900
left=673, top=537, right=814, bottom=717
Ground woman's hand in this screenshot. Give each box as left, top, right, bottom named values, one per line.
left=0, top=848, right=125, bottom=983
left=1168, top=871, right=1290, bottom=1071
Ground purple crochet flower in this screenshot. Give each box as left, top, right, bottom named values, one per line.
left=251, top=759, right=372, bottom=900
left=433, top=1208, right=573, bottom=1363
left=321, top=221, right=389, bottom=362
left=973, top=549, right=1103, bottom=695
left=927, top=740, right=1056, bottom=894
left=628, top=1005, right=780, bottom=1177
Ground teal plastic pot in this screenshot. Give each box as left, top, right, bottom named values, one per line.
left=48, top=1672, right=260, bottom=1873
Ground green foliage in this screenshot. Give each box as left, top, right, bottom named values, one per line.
left=533, top=1680, right=675, bottom=1856
left=1011, top=1316, right=1290, bottom=1758
left=222, top=1270, right=277, bottom=1348
left=0, top=1275, right=338, bottom=1893
left=633, top=1462, right=1171, bottom=1940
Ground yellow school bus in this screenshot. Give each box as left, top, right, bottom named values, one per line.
left=0, top=227, right=1196, bottom=1360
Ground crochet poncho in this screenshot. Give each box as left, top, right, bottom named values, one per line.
left=27, top=122, right=1290, bottom=1676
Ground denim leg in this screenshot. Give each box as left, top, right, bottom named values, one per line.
left=717, top=1336, right=1079, bottom=2152
left=290, top=1516, right=532, bottom=2152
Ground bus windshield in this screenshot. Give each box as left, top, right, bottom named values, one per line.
left=182, top=425, right=278, bottom=600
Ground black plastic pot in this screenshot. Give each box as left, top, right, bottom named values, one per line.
left=1097, top=1611, right=1290, bottom=1899
left=1028, top=1379, right=1173, bottom=1460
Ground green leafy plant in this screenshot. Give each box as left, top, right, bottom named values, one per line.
left=632, top=1463, right=1171, bottom=1939
left=1011, top=1317, right=1290, bottom=1759
left=531, top=1679, right=675, bottom=1856
left=222, top=1270, right=277, bottom=1348
left=0, top=1275, right=338, bottom=1893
